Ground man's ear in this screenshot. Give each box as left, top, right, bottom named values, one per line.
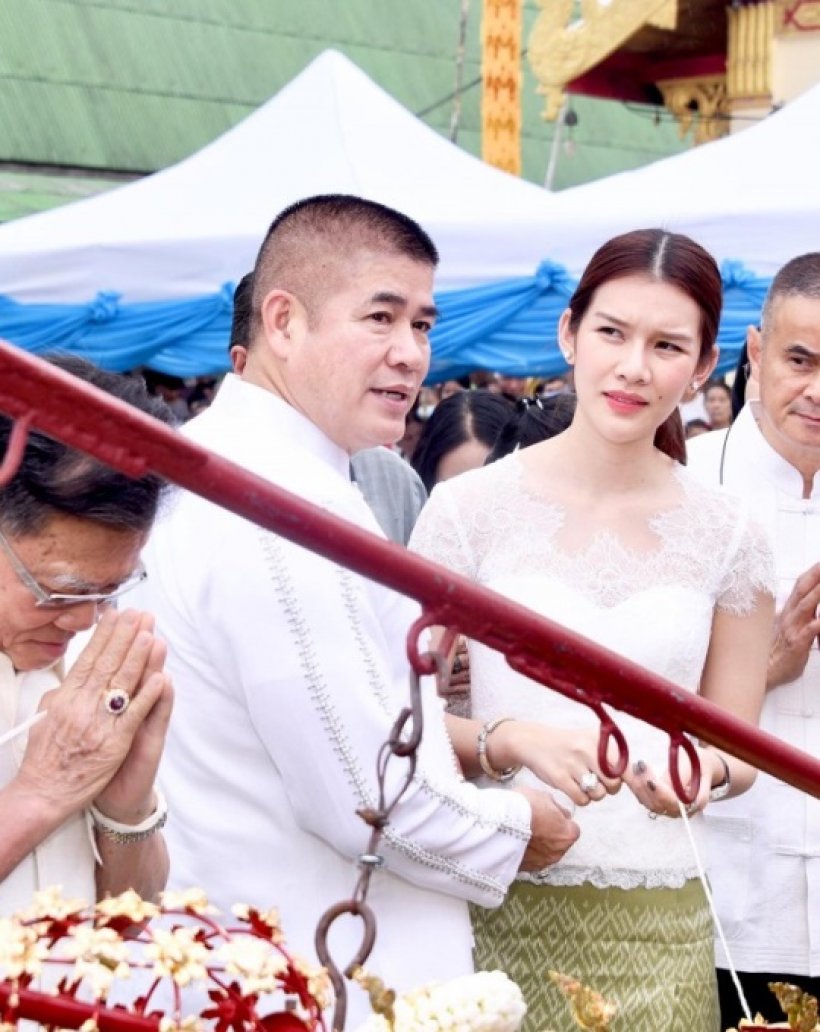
left=259, top=289, right=303, bottom=359
left=229, top=345, right=248, bottom=374
left=747, top=325, right=763, bottom=380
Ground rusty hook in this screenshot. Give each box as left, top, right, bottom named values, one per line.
left=593, top=706, right=629, bottom=779
left=314, top=899, right=377, bottom=1032
left=668, top=734, right=701, bottom=805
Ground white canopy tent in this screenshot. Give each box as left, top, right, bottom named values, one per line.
left=0, top=50, right=562, bottom=303
left=532, top=83, right=820, bottom=278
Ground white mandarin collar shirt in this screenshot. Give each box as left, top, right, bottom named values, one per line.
left=139, top=375, right=530, bottom=1025
left=688, top=404, right=820, bottom=977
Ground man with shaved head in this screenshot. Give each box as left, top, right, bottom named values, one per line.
left=138, top=195, right=577, bottom=1024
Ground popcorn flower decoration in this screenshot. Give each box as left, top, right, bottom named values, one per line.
left=0, top=888, right=535, bottom=1032
left=0, top=887, right=329, bottom=1031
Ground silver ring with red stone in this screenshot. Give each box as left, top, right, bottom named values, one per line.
left=103, top=688, right=130, bottom=716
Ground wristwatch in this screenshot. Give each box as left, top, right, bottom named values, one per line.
left=708, top=753, right=731, bottom=803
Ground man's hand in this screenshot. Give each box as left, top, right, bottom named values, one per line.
left=768, top=562, right=820, bottom=688
left=514, top=786, right=580, bottom=871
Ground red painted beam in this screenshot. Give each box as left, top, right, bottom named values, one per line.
left=0, top=342, right=818, bottom=804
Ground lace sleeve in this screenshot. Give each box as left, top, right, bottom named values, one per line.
left=716, top=511, right=776, bottom=615
left=408, top=482, right=477, bottom=579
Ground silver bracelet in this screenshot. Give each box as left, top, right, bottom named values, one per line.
left=477, top=717, right=522, bottom=782
left=89, top=789, right=168, bottom=844
left=708, top=753, right=732, bottom=803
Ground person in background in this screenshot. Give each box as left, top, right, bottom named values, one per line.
left=537, top=373, right=571, bottom=396
left=0, top=355, right=174, bottom=910
left=439, top=376, right=471, bottom=401
left=141, top=369, right=190, bottom=423
left=410, top=228, right=774, bottom=1031
left=138, top=195, right=578, bottom=1025
left=685, top=418, right=712, bottom=439
left=486, top=393, right=576, bottom=464
left=496, top=374, right=529, bottom=401
left=396, top=400, right=427, bottom=463
left=412, top=389, right=514, bottom=493
left=702, top=379, right=733, bottom=430
left=688, top=252, right=820, bottom=1026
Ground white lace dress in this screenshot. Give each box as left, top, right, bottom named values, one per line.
left=409, top=453, right=775, bottom=1031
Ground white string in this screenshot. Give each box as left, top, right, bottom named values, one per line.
left=0, top=709, right=44, bottom=748
left=678, top=799, right=753, bottom=1023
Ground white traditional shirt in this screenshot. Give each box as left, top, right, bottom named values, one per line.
left=0, top=655, right=96, bottom=913
left=689, top=402, right=820, bottom=976
left=136, top=375, right=530, bottom=1023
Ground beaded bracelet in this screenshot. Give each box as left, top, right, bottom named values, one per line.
left=477, top=717, right=522, bottom=782
left=89, top=790, right=168, bottom=844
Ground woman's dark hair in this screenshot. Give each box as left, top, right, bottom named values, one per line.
left=0, top=355, right=176, bottom=536
left=486, top=393, right=577, bottom=463
left=411, top=389, right=514, bottom=493
left=566, top=228, right=722, bottom=463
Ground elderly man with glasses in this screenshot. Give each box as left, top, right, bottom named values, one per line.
left=0, top=354, right=175, bottom=911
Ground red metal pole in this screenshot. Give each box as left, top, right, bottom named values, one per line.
left=0, top=981, right=159, bottom=1030
left=0, top=341, right=818, bottom=801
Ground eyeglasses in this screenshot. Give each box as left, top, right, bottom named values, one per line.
left=0, top=526, right=147, bottom=609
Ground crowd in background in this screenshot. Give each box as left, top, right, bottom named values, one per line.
left=141, top=362, right=742, bottom=492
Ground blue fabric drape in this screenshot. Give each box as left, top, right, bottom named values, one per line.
left=0, top=260, right=771, bottom=381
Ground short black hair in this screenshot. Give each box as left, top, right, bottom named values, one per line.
left=762, top=252, right=820, bottom=335
left=0, top=355, right=175, bottom=536
left=230, top=272, right=254, bottom=352
left=250, top=194, right=438, bottom=343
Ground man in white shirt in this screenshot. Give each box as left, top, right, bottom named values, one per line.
left=138, top=195, right=578, bottom=1024
left=687, top=253, right=820, bottom=1025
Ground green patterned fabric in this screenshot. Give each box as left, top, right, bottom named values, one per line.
left=471, top=879, right=719, bottom=1032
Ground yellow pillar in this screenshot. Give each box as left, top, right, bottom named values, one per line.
left=481, top=0, right=522, bottom=176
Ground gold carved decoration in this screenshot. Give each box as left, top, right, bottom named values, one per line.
left=481, top=0, right=523, bottom=175
left=727, top=0, right=775, bottom=100
left=778, top=0, right=820, bottom=33
left=528, top=0, right=678, bottom=120
left=657, top=75, right=730, bottom=144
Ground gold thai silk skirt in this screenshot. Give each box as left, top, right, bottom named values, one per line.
left=470, top=879, right=719, bottom=1032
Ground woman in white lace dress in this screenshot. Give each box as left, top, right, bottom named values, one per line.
left=409, top=229, right=775, bottom=1032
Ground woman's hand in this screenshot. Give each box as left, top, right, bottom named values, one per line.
left=491, top=720, right=622, bottom=807
left=15, top=608, right=172, bottom=827
left=623, top=746, right=722, bottom=818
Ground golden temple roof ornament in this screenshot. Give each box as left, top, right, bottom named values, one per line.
left=527, top=0, right=679, bottom=121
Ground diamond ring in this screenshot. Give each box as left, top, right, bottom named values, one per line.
left=579, top=770, right=600, bottom=794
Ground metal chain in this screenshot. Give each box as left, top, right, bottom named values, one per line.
left=313, top=645, right=449, bottom=1031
